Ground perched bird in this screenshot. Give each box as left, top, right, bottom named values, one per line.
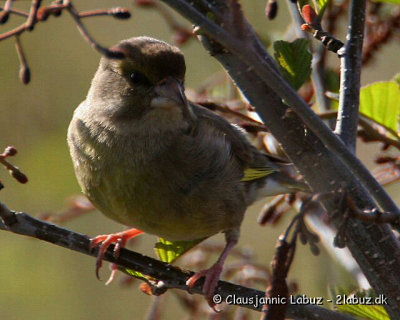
left=68, top=36, right=309, bottom=305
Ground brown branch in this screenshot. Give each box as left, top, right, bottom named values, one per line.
left=0, top=22, right=28, bottom=41
left=0, top=6, right=28, bottom=18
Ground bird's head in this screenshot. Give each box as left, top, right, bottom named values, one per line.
left=87, top=37, right=194, bottom=128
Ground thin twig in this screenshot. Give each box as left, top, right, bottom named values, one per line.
left=319, top=111, right=400, bottom=150
left=25, top=0, right=42, bottom=30
left=0, top=23, right=28, bottom=41
left=347, top=197, right=400, bottom=224
left=286, top=4, right=334, bottom=126
left=335, top=0, right=367, bottom=153
left=0, top=146, right=28, bottom=184
left=65, top=2, right=125, bottom=59
left=78, top=8, right=131, bottom=20
left=0, top=6, right=28, bottom=18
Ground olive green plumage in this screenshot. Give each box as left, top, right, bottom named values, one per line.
left=67, top=36, right=308, bottom=243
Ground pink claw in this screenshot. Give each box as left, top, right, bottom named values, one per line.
left=90, top=228, right=144, bottom=283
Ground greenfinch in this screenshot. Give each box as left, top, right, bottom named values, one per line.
left=68, top=36, right=309, bottom=303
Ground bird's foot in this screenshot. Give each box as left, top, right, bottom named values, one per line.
left=90, top=228, right=144, bottom=284
left=186, top=263, right=223, bottom=312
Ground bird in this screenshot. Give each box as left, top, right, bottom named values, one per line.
left=67, top=36, right=309, bottom=307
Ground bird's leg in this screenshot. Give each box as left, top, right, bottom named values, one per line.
left=90, top=228, right=144, bottom=284
left=186, top=231, right=239, bottom=310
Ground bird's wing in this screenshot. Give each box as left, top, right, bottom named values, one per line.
left=190, top=102, right=253, bottom=166
left=190, top=103, right=279, bottom=181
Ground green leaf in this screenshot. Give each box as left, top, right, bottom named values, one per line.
left=318, top=0, right=332, bottom=17
left=329, top=287, right=390, bottom=320
left=360, top=81, right=400, bottom=138
left=123, top=268, right=148, bottom=281
left=274, top=39, right=312, bottom=90
left=374, top=0, right=400, bottom=4
left=155, top=237, right=206, bottom=264
left=337, top=304, right=389, bottom=320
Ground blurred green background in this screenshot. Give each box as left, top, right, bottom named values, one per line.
left=0, top=1, right=399, bottom=319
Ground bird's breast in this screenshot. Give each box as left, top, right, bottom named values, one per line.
left=68, top=115, right=246, bottom=241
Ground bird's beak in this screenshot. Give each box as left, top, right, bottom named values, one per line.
left=151, top=77, right=197, bottom=132
left=151, top=76, right=188, bottom=109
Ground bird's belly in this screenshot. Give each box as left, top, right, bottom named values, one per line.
left=69, top=122, right=246, bottom=242
left=81, top=163, right=231, bottom=241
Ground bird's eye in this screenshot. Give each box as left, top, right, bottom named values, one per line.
left=130, top=71, right=151, bottom=86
